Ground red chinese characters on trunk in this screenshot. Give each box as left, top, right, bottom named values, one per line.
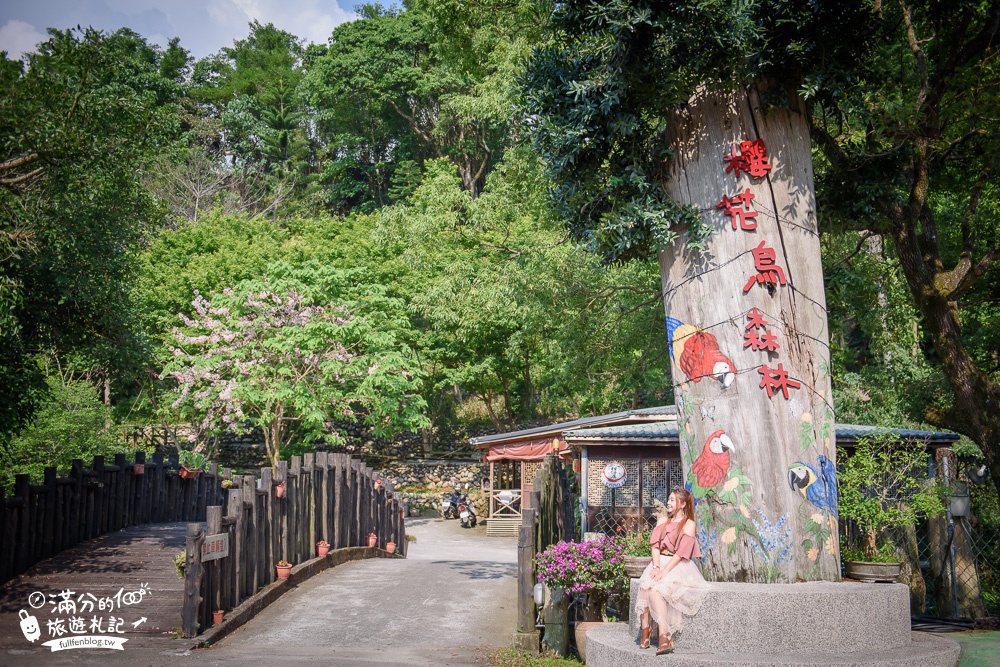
left=718, top=138, right=797, bottom=399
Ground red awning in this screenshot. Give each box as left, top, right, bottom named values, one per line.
left=484, top=438, right=567, bottom=462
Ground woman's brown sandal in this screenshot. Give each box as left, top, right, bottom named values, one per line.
left=638, top=610, right=651, bottom=649
left=656, top=633, right=675, bottom=655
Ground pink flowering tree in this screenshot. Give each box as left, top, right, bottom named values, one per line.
left=161, top=264, right=428, bottom=467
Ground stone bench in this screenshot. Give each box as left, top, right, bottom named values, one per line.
left=583, top=581, right=960, bottom=667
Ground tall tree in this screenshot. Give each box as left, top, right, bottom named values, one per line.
left=302, top=5, right=503, bottom=203
left=522, top=0, right=898, bottom=582
left=809, top=1, right=1000, bottom=491
left=0, top=27, right=179, bottom=443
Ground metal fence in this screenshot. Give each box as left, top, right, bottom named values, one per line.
left=913, top=482, right=999, bottom=619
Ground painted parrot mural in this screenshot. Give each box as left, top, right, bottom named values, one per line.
left=665, top=317, right=736, bottom=388
left=691, top=430, right=734, bottom=490
left=787, top=455, right=839, bottom=517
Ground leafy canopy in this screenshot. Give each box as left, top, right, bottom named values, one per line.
left=521, top=0, right=878, bottom=260
left=160, top=262, right=428, bottom=466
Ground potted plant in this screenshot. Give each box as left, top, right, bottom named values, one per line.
left=385, top=540, right=396, bottom=554
left=178, top=450, right=208, bottom=480
left=617, top=528, right=653, bottom=578
left=275, top=560, right=292, bottom=580
left=173, top=551, right=186, bottom=580
left=838, top=434, right=946, bottom=582
left=535, top=535, right=628, bottom=659
left=317, top=540, right=330, bottom=557
left=367, top=532, right=377, bottom=548
left=274, top=480, right=286, bottom=498
left=213, top=610, right=224, bottom=625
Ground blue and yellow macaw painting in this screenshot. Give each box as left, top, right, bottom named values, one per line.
left=787, top=455, right=838, bottom=518
left=665, top=317, right=736, bottom=388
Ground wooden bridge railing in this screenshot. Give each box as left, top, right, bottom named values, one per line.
left=181, top=452, right=406, bottom=637
left=0, top=451, right=225, bottom=585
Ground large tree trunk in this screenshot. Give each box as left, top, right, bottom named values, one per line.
left=659, top=86, right=840, bottom=582
left=890, top=221, right=1000, bottom=493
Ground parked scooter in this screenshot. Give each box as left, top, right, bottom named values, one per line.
left=441, top=488, right=460, bottom=519
left=458, top=486, right=478, bottom=528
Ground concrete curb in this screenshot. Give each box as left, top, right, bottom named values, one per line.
left=188, top=546, right=404, bottom=649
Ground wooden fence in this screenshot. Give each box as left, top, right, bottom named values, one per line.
left=0, top=451, right=224, bottom=585
left=181, top=452, right=406, bottom=637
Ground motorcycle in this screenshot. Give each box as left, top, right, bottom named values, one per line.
left=441, top=489, right=460, bottom=519
left=458, top=488, right=478, bottom=528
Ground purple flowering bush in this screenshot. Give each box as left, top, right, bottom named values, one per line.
left=535, top=536, right=628, bottom=620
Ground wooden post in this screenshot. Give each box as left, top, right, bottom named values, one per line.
left=261, top=466, right=274, bottom=582
left=207, top=506, right=222, bottom=622
left=333, top=454, right=345, bottom=549
left=514, top=507, right=539, bottom=651
left=14, top=475, right=30, bottom=575
left=229, top=488, right=244, bottom=605
left=290, top=456, right=302, bottom=562
left=659, top=87, right=838, bottom=582
left=277, top=460, right=289, bottom=564
left=41, top=467, right=56, bottom=559
left=93, top=456, right=106, bottom=536
left=132, top=451, right=144, bottom=526
left=316, top=452, right=328, bottom=546
left=181, top=522, right=205, bottom=638
left=69, top=460, right=82, bottom=548
left=350, top=459, right=360, bottom=546
left=303, top=453, right=315, bottom=558
left=242, top=475, right=257, bottom=595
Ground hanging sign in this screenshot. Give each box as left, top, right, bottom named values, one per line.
left=601, top=461, right=627, bottom=489
left=202, top=533, right=229, bottom=562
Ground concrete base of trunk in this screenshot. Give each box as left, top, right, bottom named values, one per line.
left=586, top=581, right=961, bottom=667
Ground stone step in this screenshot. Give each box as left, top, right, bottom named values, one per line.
left=586, top=623, right=961, bottom=667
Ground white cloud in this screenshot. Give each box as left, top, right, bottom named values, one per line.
left=220, top=0, right=355, bottom=48
left=0, top=19, right=47, bottom=58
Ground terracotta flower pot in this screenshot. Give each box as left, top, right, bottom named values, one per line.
left=317, top=542, right=330, bottom=557
left=213, top=610, right=224, bottom=625
left=179, top=465, right=202, bottom=480
left=367, top=533, right=377, bottom=548
left=133, top=463, right=145, bottom=475
left=624, top=555, right=652, bottom=578
left=275, top=481, right=286, bottom=498
left=386, top=541, right=396, bottom=554
left=276, top=564, right=292, bottom=580
left=574, top=621, right=607, bottom=662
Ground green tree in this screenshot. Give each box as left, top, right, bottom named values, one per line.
left=302, top=5, right=503, bottom=206
left=161, top=262, right=429, bottom=466
left=522, top=0, right=1000, bottom=506
left=808, top=2, right=1000, bottom=492
left=0, top=27, right=179, bottom=443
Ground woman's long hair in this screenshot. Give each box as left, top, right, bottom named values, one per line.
left=670, top=488, right=695, bottom=522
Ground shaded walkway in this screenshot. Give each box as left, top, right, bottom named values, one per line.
left=0, top=523, right=188, bottom=656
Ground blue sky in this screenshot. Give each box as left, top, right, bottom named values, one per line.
left=0, top=0, right=362, bottom=60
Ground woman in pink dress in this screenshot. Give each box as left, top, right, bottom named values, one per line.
left=635, top=488, right=709, bottom=655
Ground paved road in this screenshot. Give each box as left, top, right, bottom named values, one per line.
left=2, top=517, right=518, bottom=667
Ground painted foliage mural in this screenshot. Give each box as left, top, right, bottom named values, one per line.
left=660, top=88, right=839, bottom=583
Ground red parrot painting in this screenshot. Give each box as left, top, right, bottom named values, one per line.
left=666, top=317, right=736, bottom=388
left=691, top=430, right=734, bottom=490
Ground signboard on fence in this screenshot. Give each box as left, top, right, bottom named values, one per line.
left=201, top=533, right=229, bottom=562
